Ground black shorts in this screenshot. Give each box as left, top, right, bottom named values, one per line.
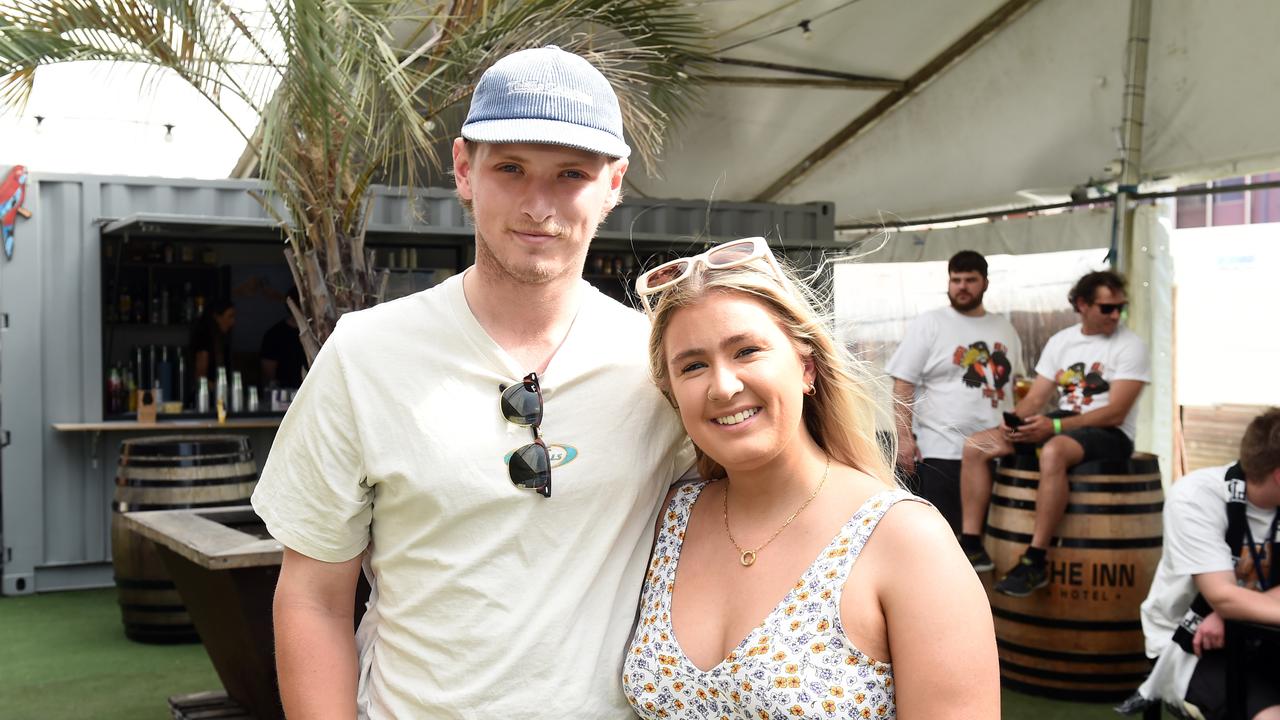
left=1184, top=648, right=1280, bottom=720
left=905, top=459, right=961, bottom=534
left=1047, top=410, right=1134, bottom=463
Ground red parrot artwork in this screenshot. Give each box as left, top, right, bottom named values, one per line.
left=1, top=165, right=30, bottom=260
left=953, top=341, right=1014, bottom=407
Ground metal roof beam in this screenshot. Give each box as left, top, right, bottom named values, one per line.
left=712, top=57, right=904, bottom=90
left=753, top=0, right=1040, bottom=202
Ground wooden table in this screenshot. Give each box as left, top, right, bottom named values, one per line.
left=120, top=506, right=370, bottom=720
left=120, top=507, right=286, bottom=720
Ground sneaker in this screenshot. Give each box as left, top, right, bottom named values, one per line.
left=966, top=547, right=994, bottom=572
left=994, top=556, right=1049, bottom=597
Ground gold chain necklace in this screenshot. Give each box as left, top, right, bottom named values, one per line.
left=722, top=456, right=831, bottom=567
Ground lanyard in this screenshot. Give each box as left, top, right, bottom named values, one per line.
left=1241, top=509, right=1280, bottom=591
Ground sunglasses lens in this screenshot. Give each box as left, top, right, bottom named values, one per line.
left=500, top=383, right=541, bottom=426
left=705, top=240, right=759, bottom=268
left=642, top=260, right=690, bottom=291
left=509, top=443, right=551, bottom=491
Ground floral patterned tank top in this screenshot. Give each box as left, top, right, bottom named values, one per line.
left=623, top=482, right=919, bottom=720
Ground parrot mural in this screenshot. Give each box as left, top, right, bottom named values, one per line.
left=1, top=165, right=30, bottom=260
left=953, top=341, right=1014, bottom=407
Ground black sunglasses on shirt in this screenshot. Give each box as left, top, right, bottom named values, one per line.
left=500, top=372, right=552, bottom=498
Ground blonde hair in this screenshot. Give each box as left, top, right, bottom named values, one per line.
left=645, top=255, right=897, bottom=487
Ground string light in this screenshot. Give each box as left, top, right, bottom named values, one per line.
left=33, top=115, right=44, bottom=134
left=799, top=19, right=813, bottom=41
left=164, top=123, right=175, bottom=142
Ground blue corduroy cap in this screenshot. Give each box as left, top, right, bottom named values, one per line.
left=462, top=46, right=631, bottom=159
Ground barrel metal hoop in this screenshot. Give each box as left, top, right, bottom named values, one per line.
left=991, top=606, right=1144, bottom=631
left=1069, top=479, right=1164, bottom=493
left=998, top=676, right=1134, bottom=702
left=998, top=658, right=1150, bottom=684
left=987, top=525, right=1163, bottom=548
left=116, top=498, right=253, bottom=513
left=995, top=638, right=1150, bottom=664
left=119, top=461, right=259, bottom=481
left=994, top=474, right=1163, bottom=494
left=119, top=452, right=255, bottom=468
left=990, top=495, right=1164, bottom=515
left=121, top=474, right=260, bottom=489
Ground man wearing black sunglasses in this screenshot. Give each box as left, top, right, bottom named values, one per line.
left=252, top=46, right=693, bottom=718
left=959, top=269, right=1150, bottom=597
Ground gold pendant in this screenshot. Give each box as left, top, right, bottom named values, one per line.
left=740, top=550, right=757, bottom=567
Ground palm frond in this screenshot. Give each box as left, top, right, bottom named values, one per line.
left=0, top=0, right=712, bottom=356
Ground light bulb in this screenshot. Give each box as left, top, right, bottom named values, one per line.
left=164, top=123, right=175, bottom=143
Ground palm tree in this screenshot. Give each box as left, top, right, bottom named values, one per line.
left=0, top=0, right=710, bottom=360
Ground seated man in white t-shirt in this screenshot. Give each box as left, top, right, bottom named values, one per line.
left=886, top=250, right=1023, bottom=534
left=1132, top=408, right=1280, bottom=720
left=958, top=270, right=1150, bottom=596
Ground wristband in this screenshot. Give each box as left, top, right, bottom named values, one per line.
left=1052, top=418, right=1062, bottom=435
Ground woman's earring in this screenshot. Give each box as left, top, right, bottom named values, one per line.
left=804, top=382, right=816, bottom=396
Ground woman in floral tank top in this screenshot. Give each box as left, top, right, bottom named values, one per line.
left=625, top=238, right=999, bottom=718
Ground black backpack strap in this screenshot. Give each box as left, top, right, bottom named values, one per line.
left=1224, top=462, right=1248, bottom=558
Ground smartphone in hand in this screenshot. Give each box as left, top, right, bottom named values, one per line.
left=1003, top=411, right=1024, bottom=428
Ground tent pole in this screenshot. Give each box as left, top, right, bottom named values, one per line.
left=1114, top=0, right=1152, bottom=274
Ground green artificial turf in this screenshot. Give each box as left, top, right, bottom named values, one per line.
left=0, top=587, right=221, bottom=720
left=0, top=587, right=1169, bottom=719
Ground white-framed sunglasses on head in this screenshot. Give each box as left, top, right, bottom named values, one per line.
left=635, top=237, right=784, bottom=312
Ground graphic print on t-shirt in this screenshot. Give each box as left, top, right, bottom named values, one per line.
left=952, top=341, right=1014, bottom=408
left=1236, top=542, right=1273, bottom=589
left=1054, top=361, right=1110, bottom=412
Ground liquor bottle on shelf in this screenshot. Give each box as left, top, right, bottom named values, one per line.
left=182, top=283, right=194, bottom=323
left=215, top=366, right=228, bottom=411
left=107, top=366, right=123, bottom=415
left=176, top=349, right=185, bottom=407
left=125, top=366, right=137, bottom=412
left=160, top=287, right=170, bottom=325
left=119, top=287, right=132, bottom=324
left=195, top=376, right=210, bottom=413
left=230, top=371, right=244, bottom=413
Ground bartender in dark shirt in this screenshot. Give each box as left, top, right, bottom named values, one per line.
left=191, top=298, right=235, bottom=392
left=260, top=289, right=307, bottom=389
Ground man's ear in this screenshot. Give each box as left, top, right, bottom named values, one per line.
left=604, top=158, right=629, bottom=211
left=453, top=138, right=474, bottom=201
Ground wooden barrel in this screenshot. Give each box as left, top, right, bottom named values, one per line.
left=985, top=452, right=1163, bottom=701
left=112, top=435, right=257, bottom=643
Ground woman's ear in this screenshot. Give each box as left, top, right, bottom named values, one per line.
left=801, top=352, right=817, bottom=387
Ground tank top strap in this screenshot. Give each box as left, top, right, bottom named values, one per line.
left=822, top=489, right=921, bottom=588
left=643, top=481, right=707, bottom=599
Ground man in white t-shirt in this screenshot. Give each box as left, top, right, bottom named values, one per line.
left=1131, top=408, right=1280, bottom=720
left=251, top=47, right=693, bottom=718
left=886, top=250, right=1023, bottom=533
left=959, top=270, right=1150, bottom=596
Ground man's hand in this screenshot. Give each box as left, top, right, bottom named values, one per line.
left=1008, top=414, right=1054, bottom=444
left=1193, top=611, right=1225, bottom=656
left=896, top=433, right=921, bottom=474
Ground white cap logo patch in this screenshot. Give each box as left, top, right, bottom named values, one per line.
left=507, top=80, right=594, bottom=106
